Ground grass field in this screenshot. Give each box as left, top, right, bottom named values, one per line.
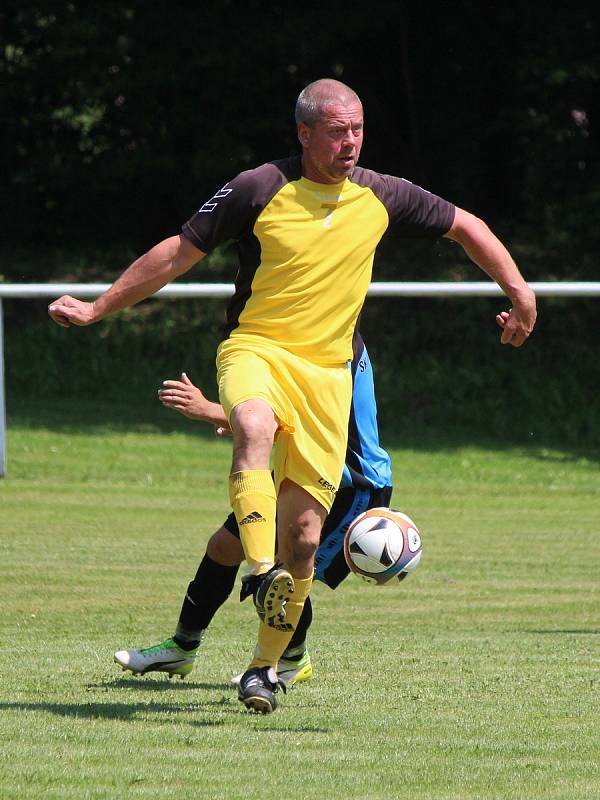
left=1, top=403, right=599, bottom=799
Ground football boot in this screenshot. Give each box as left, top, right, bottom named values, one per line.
left=114, top=637, right=197, bottom=679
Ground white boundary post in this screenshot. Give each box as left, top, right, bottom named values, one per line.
left=0, top=299, right=6, bottom=477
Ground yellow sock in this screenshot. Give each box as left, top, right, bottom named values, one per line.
left=229, top=470, right=276, bottom=575
left=250, top=575, right=313, bottom=668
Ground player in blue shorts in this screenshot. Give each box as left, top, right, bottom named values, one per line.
left=114, top=330, right=393, bottom=686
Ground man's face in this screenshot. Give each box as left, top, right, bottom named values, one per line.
left=298, top=102, right=364, bottom=184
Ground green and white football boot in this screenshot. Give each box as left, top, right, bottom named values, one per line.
left=114, top=638, right=197, bottom=679
left=276, top=650, right=313, bottom=687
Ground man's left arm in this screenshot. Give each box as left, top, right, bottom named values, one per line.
left=444, top=207, right=537, bottom=347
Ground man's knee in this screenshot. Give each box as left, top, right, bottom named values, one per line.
left=231, top=399, right=277, bottom=444
left=206, top=527, right=245, bottom=566
left=230, top=400, right=278, bottom=471
left=280, top=518, right=321, bottom=576
left=276, top=480, right=326, bottom=572
left=287, top=521, right=320, bottom=563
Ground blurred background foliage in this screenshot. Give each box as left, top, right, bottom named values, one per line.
left=2, top=1, right=599, bottom=447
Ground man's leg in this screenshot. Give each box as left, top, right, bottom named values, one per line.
left=114, top=527, right=243, bottom=678
left=238, top=480, right=325, bottom=712
left=228, top=399, right=279, bottom=575
left=283, top=596, right=312, bottom=655
left=174, top=528, right=244, bottom=648
left=249, top=480, right=324, bottom=662
left=228, top=399, right=299, bottom=631
left=275, top=596, right=313, bottom=686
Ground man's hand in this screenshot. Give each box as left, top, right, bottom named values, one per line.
left=495, top=289, right=537, bottom=347
left=159, top=373, right=212, bottom=419
left=445, top=208, right=537, bottom=348
left=48, top=235, right=206, bottom=328
left=48, top=296, right=97, bottom=328
left=159, top=373, right=230, bottom=430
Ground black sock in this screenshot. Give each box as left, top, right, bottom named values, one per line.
left=173, top=554, right=239, bottom=649
left=282, top=595, right=312, bottom=659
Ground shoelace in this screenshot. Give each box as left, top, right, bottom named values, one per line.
left=244, top=668, right=286, bottom=694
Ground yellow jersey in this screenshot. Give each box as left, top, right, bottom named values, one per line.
left=182, top=156, right=454, bottom=366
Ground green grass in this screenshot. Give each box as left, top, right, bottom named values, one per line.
left=1, top=403, right=599, bottom=799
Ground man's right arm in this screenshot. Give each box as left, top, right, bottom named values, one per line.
left=48, top=234, right=205, bottom=327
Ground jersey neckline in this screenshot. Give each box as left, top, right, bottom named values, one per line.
left=297, top=175, right=349, bottom=192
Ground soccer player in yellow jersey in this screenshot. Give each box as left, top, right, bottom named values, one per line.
left=48, top=78, right=537, bottom=713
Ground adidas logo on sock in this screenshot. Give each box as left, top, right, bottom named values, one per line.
left=240, top=511, right=266, bottom=525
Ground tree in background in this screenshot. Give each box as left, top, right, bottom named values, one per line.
left=2, top=1, right=599, bottom=445
left=2, top=0, right=599, bottom=279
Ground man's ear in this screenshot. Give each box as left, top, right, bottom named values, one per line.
left=297, top=122, right=311, bottom=147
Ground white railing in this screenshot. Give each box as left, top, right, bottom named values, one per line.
left=2, top=281, right=600, bottom=299
left=1, top=280, right=599, bottom=477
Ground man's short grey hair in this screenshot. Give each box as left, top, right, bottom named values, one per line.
left=295, top=79, right=362, bottom=125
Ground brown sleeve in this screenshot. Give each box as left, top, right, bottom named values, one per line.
left=181, top=158, right=298, bottom=253
left=352, top=167, right=455, bottom=238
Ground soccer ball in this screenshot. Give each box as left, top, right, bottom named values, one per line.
left=343, top=507, right=422, bottom=585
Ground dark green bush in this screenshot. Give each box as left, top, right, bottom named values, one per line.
left=5, top=288, right=598, bottom=450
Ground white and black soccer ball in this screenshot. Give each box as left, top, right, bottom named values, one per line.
left=343, top=507, right=422, bottom=586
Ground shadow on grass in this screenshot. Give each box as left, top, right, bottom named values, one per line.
left=0, top=700, right=234, bottom=723
left=6, top=396, right=213, bottom=439
left=524, top=629, right=600, bottom=635
left=258, top=725, right=330, bottom=733
left=89, top=678, right=231, bottom=692
left=0, top=700, right=333, bottom=731
left=380, top=423, right=600, bottom=463
left=8, top=396, right=600, bottom=463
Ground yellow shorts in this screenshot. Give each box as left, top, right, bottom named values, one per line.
left=216, top=335, right=352, bottom=512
